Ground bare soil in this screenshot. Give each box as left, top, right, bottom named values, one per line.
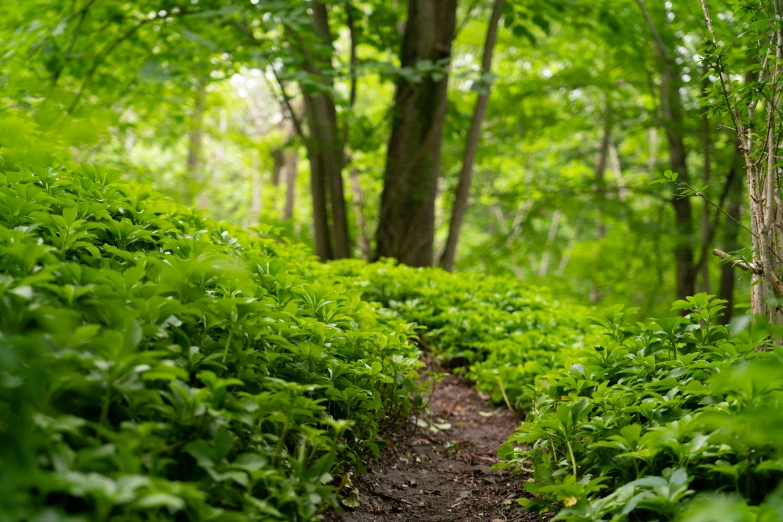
left=325, top=370, right=540, bottom=522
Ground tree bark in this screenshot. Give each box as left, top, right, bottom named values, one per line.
left=307, top=137, right=332, bottom=260
left=590, top=97, right=612, bottom=304
left=440, top=0, right=504, bottom=271
left=251, top=155, right=262, bottom=227
left=539, top=210, right=561, bottom=277
left=718, top=151, right=743, bottom=325
left=283, top=146, right=298, bottom=221
left=301, top=2, right=351, bottom=259
left=272, top=111, right=299, bottom=221
left=667, top=73, right=697, bottom=300
left=375, top=0, right=458, bottom=266
left=349, top=168, right=371, bottom=260
left=699, top=70, right=712, bottom=293
left=635, top=0, right=697, bottom=300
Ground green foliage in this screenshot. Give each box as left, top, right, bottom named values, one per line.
left=0, top=152, right=422, bottom=520
left=329, top=260, right=591, bottom=412
left=499, top=294, right=783, bottom=521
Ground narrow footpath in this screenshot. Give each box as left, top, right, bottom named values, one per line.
left=327, top=369, right=540, bottom=522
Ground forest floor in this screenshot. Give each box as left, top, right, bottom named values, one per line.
left=326, top=361, right=541, bottom=522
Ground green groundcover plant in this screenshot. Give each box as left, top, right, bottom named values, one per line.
left=498, top=295, right=783, bottom=521
left=7, top=121, right=783, bottom=522
left=328, top=260, right=591, bottom=413
left=0, top=149, right=423, bottom=520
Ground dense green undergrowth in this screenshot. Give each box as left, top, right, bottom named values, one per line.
left=4, top=136, right=783, bottom=522
left=329, top=260, right=591, bottom=412
left=497, top=297, right=783, bottom=521
left=330, top=263, right=783, bottom=521
left=0, top=160, right=422, bottom=521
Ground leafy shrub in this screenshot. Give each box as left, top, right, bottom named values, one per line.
left=498, top=294, right=783, bottom=521
left=329, top=260, right=590, bottom=411
left=0, top=162, right=422, bottom=521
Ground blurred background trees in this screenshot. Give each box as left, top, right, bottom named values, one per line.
left=0, top=0, right=756, bottom=317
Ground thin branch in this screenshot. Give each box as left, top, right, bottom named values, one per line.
left=678, top=181, right=754, bottom=237
left=713, top=249, right=763, bottom=275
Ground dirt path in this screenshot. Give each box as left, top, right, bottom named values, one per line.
left=326, top=371, right=539, bottom=522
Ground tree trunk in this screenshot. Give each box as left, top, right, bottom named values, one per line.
left=272, top=148, right=284, bottom=187
left=718, top=152, right=743, bottom=325
left=301, top=2, right=350, bottom=259
left=272, top=110, right=299, bottom=221
left=375, top=0, right=458, bottom=266
left=439, top=0, right=504, bottom=271
left=187, top=79, right=207, bottom=208
left=664, top=61, right=696, bottom=300
left=539, top=210, right=561, bottom=277
left=283, top=146, right=298, bottom=221
left=635, top=0, right=696, bottom=300
left=307, top=139, right=332, bottom=261
left=349, top=168, right=371, bottom=260
left=699, top=70, right=712, bottom=293
left=590, top=97, right=612, bottom=304
left=250, top=155, right=262, bottom=227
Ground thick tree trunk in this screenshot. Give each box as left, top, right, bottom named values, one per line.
left=440, top=0, right=504, bottom=271
left=187, top=79, right=207, bottom=208
left=301, top=2, right=350, bottom=259
left=307, top=140, right=332, bottom=261
left=375, top=0, right=458, bottom=266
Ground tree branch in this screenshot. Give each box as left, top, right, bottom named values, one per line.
left=713, top=249, right=763, bottom=275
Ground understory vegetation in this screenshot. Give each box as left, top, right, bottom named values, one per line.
left=5, top=0, right=783, bottom=521
left=0, top=151, right=422, bottom=521
left=5, top=149, right=783, bottom=521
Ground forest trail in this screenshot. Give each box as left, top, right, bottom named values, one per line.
left=327, top=368, right=539, bottom=522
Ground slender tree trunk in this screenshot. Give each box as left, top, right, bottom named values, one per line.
left=251, top=155, right=262, bottom=227
left=187, top=79, right=207, bottom=208
left=591, top=97, right=612, bottom=304
left=719, top=151, right=743, bottom=325
left=375, top=0, right=458, bottom=266
left=301, top=2, right=350, bottom=259
left=700, top=70, right=712, bottom=293
left=272, top=148, right=284, bottom=187
left=214, top=109, right=227, bottom=187
left=283, top=147, right=298, bottom=221
left=349, top=168, right=371, bottom=260
left=636, top=0, right=697, bottom=300
left=648, top=127, right=659, bottom=176
left=539, top=210, right=561, bottom=277
left=272, top=111, right=299, bottom=221
left=440, top=0, right=504, bottom=271
left=663, top=61, right=696, bottom=300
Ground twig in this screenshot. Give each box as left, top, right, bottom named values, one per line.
left=712, top=249, right=762, bottom=275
